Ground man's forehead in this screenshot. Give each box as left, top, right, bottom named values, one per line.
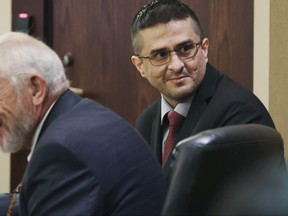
left=139, top=20, right=198, bottom=51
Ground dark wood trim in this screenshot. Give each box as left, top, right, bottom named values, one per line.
left=43, top=0, right=53, bottom=46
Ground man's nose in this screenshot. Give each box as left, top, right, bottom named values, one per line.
left=168, top=51, right=185, bottom=70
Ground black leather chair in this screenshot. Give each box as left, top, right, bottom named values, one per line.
left=161, top=124, right=286, bottom=216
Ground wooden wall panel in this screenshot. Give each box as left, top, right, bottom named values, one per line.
left=52, top=0, right=158, bottom=125
left=184, top=0, right=253, bottom=89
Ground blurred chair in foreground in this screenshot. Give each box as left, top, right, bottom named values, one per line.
left=161, top=124, right=286, bottom=216
left=211, top=158, right=288, bottom=216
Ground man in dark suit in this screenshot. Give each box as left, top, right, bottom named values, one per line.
left=0, top=32, right=165, bottom=215
left=130, top=0, right=282, bottom=177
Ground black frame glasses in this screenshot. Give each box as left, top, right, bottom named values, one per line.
left=137, top=39, right=203, bottom=66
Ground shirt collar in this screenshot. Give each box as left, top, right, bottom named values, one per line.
left=161, top=94, right=194, bottom=125
left=27, top=100, right=57, bottom=162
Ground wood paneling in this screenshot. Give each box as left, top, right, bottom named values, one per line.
left=184, top=0, right=253, bottom=89
left=52, top=0, right=158, bottom=125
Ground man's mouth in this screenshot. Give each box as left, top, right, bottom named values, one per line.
left=168, top=75, right=190, bottom=83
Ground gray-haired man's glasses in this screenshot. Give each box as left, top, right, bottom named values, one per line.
left=137, top=40, right=203, bottom=66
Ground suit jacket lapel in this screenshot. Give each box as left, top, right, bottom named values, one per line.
left=39, top=90, right=82, bottom=139
left=181, top=64, right=220, bottom=137
left=150, top=100, right=163, bottom=163
left=163, top=64, right=220, bottom=176
left=176, top=96, right=208, bottom=142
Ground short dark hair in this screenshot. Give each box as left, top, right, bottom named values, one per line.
left=131, top=0, right=204, bottom=54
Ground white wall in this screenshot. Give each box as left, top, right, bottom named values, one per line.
left=0, top=0, right=11, bottom=193
left=253, top=0, right=270, bottom=109
left=270, top=0, right=288, bottom=162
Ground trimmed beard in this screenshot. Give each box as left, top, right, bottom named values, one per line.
left=1, top=97, right=35, bottom=153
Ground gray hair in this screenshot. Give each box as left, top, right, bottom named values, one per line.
left=0, top=32, right=70, bottom=95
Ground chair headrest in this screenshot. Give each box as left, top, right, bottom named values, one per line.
left=162, top=124, right=285, bottom=216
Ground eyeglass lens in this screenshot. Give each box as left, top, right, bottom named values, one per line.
left=150, top=42, right=201, bottom=66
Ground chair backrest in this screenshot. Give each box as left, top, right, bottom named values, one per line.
left=161, top=124, right=286, bottom=216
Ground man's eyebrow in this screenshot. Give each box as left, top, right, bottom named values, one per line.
left=150, top=40, right=194, bottom=54
left=150, top=47, right=167, bottom=55
left=176, top=40, right=193, bottom=48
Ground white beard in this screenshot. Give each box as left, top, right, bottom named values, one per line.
left=1, top=99, right=35, bottom=153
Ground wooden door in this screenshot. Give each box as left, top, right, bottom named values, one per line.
left=52, top=0, right=157, bottom=124
left=10, top=0, right=253, bottom=191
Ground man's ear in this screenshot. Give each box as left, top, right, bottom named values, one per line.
left=201, top=38, right=209, bottom=61
left=29, top=75, right=47, bottom=106
left=131, top=55, right=146, bottom=78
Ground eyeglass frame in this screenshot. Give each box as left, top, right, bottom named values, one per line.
left=136, top=39, right=204, bottom=66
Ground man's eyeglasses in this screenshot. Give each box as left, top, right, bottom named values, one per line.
left=137, top=40, right=203, bottom=66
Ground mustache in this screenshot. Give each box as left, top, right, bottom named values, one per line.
left=164, top=70, right=192, bottom=81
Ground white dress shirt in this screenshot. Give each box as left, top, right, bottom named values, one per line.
left=27, top=100, right=57, bottom=162
left=161, top=95, right=194, bottom=154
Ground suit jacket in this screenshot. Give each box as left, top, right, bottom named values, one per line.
left=136, top=64, right=278, bottom=178
left=19, top=90, right=165, bottom=216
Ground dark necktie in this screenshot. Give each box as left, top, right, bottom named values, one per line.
left=162, top=111, right=185, bottom=167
